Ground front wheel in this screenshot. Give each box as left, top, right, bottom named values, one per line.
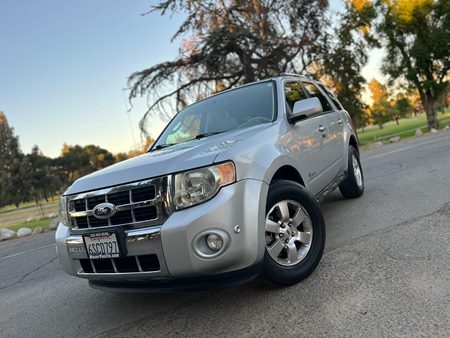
left=339, top=145, right=364, bottom=198
left=261, top=180, right=325, bottom=285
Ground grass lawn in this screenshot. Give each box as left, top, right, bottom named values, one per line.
left=358, top=112, right=450, bottom=145
left=0, top=198, right=58, bottom=214
left=5, top=217, right=57, bottom=232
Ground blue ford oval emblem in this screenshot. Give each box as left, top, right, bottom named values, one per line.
left=92, top=202, right=117, bottom=219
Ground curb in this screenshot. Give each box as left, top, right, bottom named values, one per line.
left=0, top=220, right=58, bottom=242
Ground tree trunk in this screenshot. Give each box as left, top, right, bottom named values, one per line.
left=425, top=91, right=438, bottom=130
left=35, top=195, right=45, bottom=218
left=393, top=39, right=438, bottom=130
left=418, top=88, right=438, bottom=130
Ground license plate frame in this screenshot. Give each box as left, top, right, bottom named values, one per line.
left=83, top=231, right=122, bottom=259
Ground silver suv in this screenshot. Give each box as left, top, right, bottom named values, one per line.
left=56, top=74, right=364, bottom=292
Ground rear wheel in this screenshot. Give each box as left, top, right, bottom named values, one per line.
left=262, top=180, right=325, bottom=285
left=339, top=145, right=364, bottom=198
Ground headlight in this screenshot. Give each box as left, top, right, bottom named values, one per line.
left=59, top=196, right=69, bottom=226
left=173, top=162, right=236, bottom=210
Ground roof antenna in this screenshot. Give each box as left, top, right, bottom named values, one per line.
left=122, top=89, right=138, bottom=151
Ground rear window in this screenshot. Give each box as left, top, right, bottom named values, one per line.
left=318, top=83, right=343, bottom=110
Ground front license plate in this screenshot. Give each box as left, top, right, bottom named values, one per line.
left=84, top=232, right=121, bottom=259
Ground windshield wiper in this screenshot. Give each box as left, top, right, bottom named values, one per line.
left=152, top=131, right=224, bottom=152
left=152, top=143, right=175, bottom=151
left=194, top=131, right=225, bottom=140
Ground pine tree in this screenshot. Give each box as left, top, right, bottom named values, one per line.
left=129, top=0, right=331, bottom=134
left=0, top=112, right=30, bottom=208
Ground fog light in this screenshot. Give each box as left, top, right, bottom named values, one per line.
left=206, top=233, right=223, bottom=251
left=193, top=229, right=230, bottom=258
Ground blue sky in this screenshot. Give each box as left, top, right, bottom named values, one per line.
left=0, top=0, right=383, bottom=158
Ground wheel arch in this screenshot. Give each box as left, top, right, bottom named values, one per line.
left=270, top=165, right=305, bottom=186
left=262, top=155, right=310, bottom=191
left=349, top=134, right=359, bottom=153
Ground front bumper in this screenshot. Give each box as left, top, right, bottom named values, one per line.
left=88, top=262, right=263, bottom=293
left=56, top=179, right=268, bottom=286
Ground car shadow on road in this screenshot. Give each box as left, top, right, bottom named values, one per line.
left=89, top=279, right=296, bottom=336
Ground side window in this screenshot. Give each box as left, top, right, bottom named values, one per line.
left=284, top=81, right=308, bottom=112
left=318, top=83, right=343, bottom=110
left=301, top=82, right=333, bottom=112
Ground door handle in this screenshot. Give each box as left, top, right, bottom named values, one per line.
left=318, top=125, right=326, bottom=133
left=337, top=119, right=343, bottom=125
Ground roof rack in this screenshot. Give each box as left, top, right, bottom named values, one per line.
left=278, top=73, right=315, bottom=82
left=279, top=72, right=302, bottom=77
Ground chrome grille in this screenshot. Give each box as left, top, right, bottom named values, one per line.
left=67, top=176, right=171, bottom=231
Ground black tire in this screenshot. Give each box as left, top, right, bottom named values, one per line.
left=261, top=180, right=325, bottom=286
left=339, top=145, right=364, bottom=198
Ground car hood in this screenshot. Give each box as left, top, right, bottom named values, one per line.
left=64, top=123, right=273, bottom=195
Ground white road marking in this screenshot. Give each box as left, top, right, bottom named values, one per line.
left=0, top=244, right=55, bottom=261
left=364, top=135, right=449, bottom=161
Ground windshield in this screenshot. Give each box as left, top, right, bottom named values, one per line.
left=152, top=81, right=276, bottom=150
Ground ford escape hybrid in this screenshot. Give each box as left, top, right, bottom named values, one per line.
left=56, top=74, right=364, bottom=292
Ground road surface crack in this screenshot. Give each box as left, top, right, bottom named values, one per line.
left=0, top=256, right=57, bottom=290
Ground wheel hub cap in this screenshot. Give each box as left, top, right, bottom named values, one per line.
left=352, top=154, right=363, bottom=188
left=265, top=200, right=313, bottom=266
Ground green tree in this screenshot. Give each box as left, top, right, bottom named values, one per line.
left=371, top=100, right=394, bottom=128
left=114, top=152, right=129, bottom=162
left=26, top=145, right=62, bottom=203
left=319, top=1, right=371, bottom=127
left=57, top=144, right=91, bottom=183
left=56, top=144, right=117, bottom=185
left=129, top=0, right=331, bottom=134
left=354, top=0, right=450, bottom=130
left=0, top=112, right=30, bottom=207
left=83, top=145, right=115, bottom=170
left=394, top=96, right=412, bottom=118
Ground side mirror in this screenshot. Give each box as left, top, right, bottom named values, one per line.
left=289, top=97, right=323, bottom=123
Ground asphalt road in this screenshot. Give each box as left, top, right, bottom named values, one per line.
left=1, top=131, right=449, bottom=338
